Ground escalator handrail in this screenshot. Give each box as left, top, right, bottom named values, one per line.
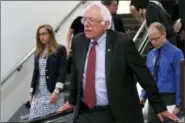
left=133, top=20, right=146, bottom=43
left=54, top=0, right=85, bottom=33
left=1, top=0, right=86, bottom=85
left=138, top=34, right=148, bottom=54
left=1, top=48, right=36, bottom=85
left=27, top=111, right=74, bottom=123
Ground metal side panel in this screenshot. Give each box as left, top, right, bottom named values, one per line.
left=1, top=55, right=34, bottom=122
left=9, top=104, right=29, bottom=122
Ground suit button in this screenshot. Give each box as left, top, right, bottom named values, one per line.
left=46, top=76, right=49, bottom=79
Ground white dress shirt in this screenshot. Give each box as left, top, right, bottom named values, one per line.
left=82, top=32, right=108, bottom=106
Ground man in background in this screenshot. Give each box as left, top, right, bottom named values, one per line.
left=65, top=16, right=84, bottom=74
left=66, top=16, right=84, bottom=57
left=140, top=22, right=184, bottom=123
left=101, top=0, right=125, bottom=32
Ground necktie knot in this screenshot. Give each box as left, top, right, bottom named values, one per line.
left=92, top=41, right=97, bottom=47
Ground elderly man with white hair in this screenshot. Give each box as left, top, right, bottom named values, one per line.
left=57, top=3, right=178, bottom=123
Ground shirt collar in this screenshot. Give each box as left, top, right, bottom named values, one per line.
left=159, top=41, right=170, bottom=50
left=155, top=41, right=170, bottom=52
left=90, top=32, right=106, bottom=47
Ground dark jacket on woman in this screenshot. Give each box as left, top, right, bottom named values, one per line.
left=30, top=44, right=67, bottom=94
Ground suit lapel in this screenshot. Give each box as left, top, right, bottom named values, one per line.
left=79, top=36, right=90, bottom=79
left=105, top=30, right=115, bottom=84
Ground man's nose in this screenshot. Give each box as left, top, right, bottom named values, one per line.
left=84, top=21, right=90, bottom=27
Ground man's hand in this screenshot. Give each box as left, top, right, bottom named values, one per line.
left=27, top=94, right=33, bottom=103
left=49, top=91, right=59, bottom=104
left=179, top=30, right=185, bottom=41
left=66, top=47, right=71, bottom=57
left=140, top=97, right=146, bottom=108
left=157, top=111, right=178, bottom=122
left=173, top=107, right=180, bottom=115
left=140, top=97, right=146, bottom=105
left=57, top=101, right=74, bottom=113
left=174, top=20, right=182, bottom=32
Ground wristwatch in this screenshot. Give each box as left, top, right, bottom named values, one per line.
left=176, top=105, right=180, bottom=108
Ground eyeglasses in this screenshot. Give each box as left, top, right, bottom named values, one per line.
left=81, top=17, right=104, bottom=24
left=149, top=35, right=162, bottom=42
left=39, top=32, right=49, bottom=36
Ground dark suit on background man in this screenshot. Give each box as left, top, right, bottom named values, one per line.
left=159, top=0, right=178, bottom=22
left=68, top=30, right=167, bottom=123
left=177, top=0, right=185, bottom=56
left=179, top=0, right=185, bottom=27
left=101, top=0, right=125, bottom=33
left=112, top=14, right=125, bottom=33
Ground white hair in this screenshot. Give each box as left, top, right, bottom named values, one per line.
left=83, top=3, right=112, bottom=29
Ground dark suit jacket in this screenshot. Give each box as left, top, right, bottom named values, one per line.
left=112, top=14, right=125, bottom=33
left=159, top=0, right=178, bottom=22
left=30, top=44, right=67, bottom=94
left=68, top=30, right=167, bottom=123
left=179, top=0, right=185, bottom=28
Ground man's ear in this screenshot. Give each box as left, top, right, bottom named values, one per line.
left=105, top=21, right=110, bottom=29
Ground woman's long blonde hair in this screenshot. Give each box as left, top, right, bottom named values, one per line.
left=35, top=24, right=58, bottom=56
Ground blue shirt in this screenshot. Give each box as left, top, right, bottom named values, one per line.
left=141, top=41, right=184, bottom=105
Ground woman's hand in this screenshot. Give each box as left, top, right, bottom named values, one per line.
left=25, top=93, right=32, bottom=109
left=28, top=93, right=33, bottom=103
left=49, top=89, right=59, bottom=104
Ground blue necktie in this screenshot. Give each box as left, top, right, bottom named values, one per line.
left=153, top=48, right=161, bottom=81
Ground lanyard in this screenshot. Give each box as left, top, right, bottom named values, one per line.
left=153, top=48, right=161, bottom=81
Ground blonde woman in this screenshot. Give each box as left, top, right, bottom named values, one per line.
left=27, top=24, right=67, bottom=119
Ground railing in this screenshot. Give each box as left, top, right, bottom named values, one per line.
left=1, top=48, right=36, bottom=85
left=1, top=0, right=86, bottom=86
left=27, top=111, right=74, bottom=123
left=133, top=20, right=146, bottom=43
left=139, top=35, right=149, bottom=54
left=54, top=0, right=85, bottom=33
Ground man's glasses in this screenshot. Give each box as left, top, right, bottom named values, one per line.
left=81, top=17, right=104, bottom=24
left=149, top=35, right=162, bottom=42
